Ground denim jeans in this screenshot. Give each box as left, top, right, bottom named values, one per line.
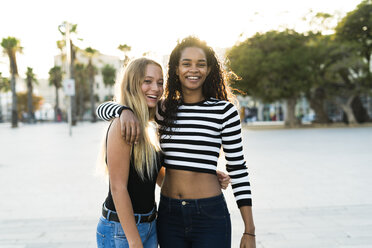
left=157, top=194, right=231, bottom=248
left=96, top=207, right=157, bottom=248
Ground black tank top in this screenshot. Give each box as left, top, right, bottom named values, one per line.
left=103, top=122, right=163, bottom=214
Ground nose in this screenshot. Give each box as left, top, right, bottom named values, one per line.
left=151, top=81, right=161, bottom=92
left=190, top=64, right=199, bottom=73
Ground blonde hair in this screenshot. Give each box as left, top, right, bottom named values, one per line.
left=98, top=58, right=162, bottom=180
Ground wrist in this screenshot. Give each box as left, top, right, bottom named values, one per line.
left=244, top=226, right=255, bottom=234
left=117, top=106, right=133, bottom=117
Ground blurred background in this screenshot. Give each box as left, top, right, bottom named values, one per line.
left=1, top=0, right=372, bottom=247
left=0, top=0, right=370, bottom=127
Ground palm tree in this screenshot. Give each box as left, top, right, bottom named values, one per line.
left=1, top=37, right=22, bottom=128
left=118, top=44, right=131, bottom=67
left=84, top=47, right=99, bottom=122
left=25, top=67, right=38, bottom=123
left=0, top=72, right=11, bottom=122
left=101, top=64, right=116, bottom=100
left=74, top=63, right=87, bottom=121
left=48, top=66, right=63, bottom=121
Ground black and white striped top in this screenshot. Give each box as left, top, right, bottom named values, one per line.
left=96, top=98, right=252, bottom=207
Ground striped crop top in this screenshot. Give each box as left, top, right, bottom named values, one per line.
left=96, top=98, right=252, bottom=207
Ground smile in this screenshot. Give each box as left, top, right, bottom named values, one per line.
left=147, top=95, right=158, bottom=99
left=186, top=76, right=201, bottom=80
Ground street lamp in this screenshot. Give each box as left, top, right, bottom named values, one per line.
left=59, top=22, right=75, bottom=136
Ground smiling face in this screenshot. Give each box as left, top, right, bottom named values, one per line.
left=141, top=64, right=164, bottom=109
left=176, top=46, right=211, bottom=94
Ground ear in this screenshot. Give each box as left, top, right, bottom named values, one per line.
left=176, top=67, right=179, bottom=76
left=207, top=66, right=211, bottom=76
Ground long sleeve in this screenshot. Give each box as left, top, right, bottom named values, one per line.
left=221, top=103, right=252, bottom=208
left=96, top=101, right=125, bottom=121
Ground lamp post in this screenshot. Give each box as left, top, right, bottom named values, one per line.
left=59, top=22, right=75, bottom=136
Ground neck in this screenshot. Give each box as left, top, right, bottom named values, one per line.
left=182, top=90, right=204, bottom=104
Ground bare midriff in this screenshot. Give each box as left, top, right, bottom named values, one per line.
left=161, top=168, right=222, bottom=199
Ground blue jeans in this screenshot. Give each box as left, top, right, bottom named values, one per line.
left=96, top=207, right=157, bottom=248
left=157, top=194, right=231, bottom=248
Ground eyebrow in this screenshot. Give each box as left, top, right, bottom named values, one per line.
left=180, top=58, right=207, bottom=62
left=144, top=76, right=163, bottom=80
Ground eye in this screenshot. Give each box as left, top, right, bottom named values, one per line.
left=198, top=63, right=206, bottom=67
left=182, top=63, right=191, bottom=66
left=144, top=80, right=152, bottom=84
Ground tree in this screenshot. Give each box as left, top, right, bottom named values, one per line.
left=118, top=44, right=131, bottom=67
left=227, top=30, right=310, bottom=127
left=101, top=64, right=116, bottom=100
left=335, top=0, right=372, bottom=79
left=1, top=37, right=22, bottom=128
left=84, top=47, right=99, bottom=122
left=302, top=33, right=351, bottom=124
left=74, top=63, right=88, bottom=121
left=17, top=92, right=43, bottom=121
left=25, top=67, right=38, bottom=123
left=48, top=66, right=63, bottom=121
left=333, top=1, right=372, bottom=123
left=0, top=72, right=11, bottom=122
left=326, top=43, right=368, bottom=125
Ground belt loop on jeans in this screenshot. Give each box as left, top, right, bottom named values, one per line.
left=136, top=214, right=141, bottom=225
left=194, top=199, right=200, bottom=214
left=103, top=204, right=111, bottom=220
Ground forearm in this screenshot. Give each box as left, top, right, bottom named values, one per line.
left=112, top=188, right=142, bottom=247
left=239, top=206, right=255, bottom=233
left=156, top=167, right=165, bottom=187
left=96, top=101, right=125, bottom=121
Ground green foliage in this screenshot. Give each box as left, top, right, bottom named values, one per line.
left=101, top=64, right=116, bottom=87
left=1, top=37, right=22, bottom=75
left=335, top=0, right=372, bottom=62
left=48, top=66, right=63, bottom=88
left=85, top=47, right=99, bottom=56
left=227, top=30, right=310, bottom=102
left=74, top=63, right=88, bottom=92
left=118, top=44, right=131, bottom=53
left=1, top=37, right=23, bottom=54
left=0, top=72, right=10, bottom=92
left=17, top=92, right=43, bottom=117
left=26, top=67, right=38, bottom=86
left=58, top=22, right=78, bottom=36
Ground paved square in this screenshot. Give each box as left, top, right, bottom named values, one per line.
left=0, top=122, right=371, bottom=247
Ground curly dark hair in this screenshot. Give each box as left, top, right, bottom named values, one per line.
left=160, top=36, right=235, bottom=135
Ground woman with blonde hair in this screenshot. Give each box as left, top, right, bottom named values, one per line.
left=96, top=58, right=165, bottom=248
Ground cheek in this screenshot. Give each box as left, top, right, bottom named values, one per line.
left=140, top=84, right=148, bottom=95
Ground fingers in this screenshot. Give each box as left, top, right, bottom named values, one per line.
left=125, top=123, right=132, bottom=144
left=129, top=122, right=138, bottom=145
left=220, top=177, right=230, bottom=189
left=135, top=124, right=140, bottom=144
left=217, top=171, right=231, bottom=190
left=119, top=110, right=141, bottom=145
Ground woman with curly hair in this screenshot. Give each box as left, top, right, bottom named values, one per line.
left=97, top=37, right=256, bottom=248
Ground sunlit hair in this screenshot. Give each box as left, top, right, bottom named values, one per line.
left=161, top=36, right=236, bottom=135
left=99, top=58, right=162, bottom=180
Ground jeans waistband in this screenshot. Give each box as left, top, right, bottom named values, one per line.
left=160, top=193, right=225, bottom=207
left=103, top=204, right=157, bottom=224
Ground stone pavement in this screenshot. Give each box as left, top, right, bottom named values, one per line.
left=0, top=122, right=371, bottom=248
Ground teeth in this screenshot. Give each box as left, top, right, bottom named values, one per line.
left=188, top=76, right=199, bottom=80
left=147, top=95, right=157, bottom=99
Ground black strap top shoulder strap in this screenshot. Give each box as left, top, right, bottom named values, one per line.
left=105, top=121, right=114, bottom=165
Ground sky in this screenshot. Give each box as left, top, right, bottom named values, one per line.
left=0, top=0, right=363, bottom=79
